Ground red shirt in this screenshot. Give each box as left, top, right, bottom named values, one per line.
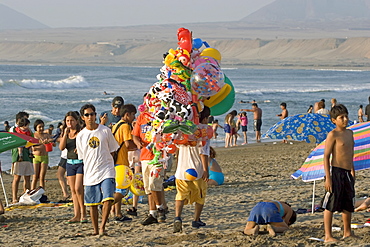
left=132, top=112, right=154, bottom=161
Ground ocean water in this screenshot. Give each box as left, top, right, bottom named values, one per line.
left=1, top=64, right=369, bottom=171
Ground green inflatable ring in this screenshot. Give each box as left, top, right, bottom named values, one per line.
left=210, top=75, right=235, bottom=116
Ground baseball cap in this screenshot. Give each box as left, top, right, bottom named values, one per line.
left=112, top=96, right=124, bottom=108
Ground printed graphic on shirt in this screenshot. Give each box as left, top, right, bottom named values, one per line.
left=89, top=136, right=100, bottom=148
left=141, top=124, right=152, bottom=134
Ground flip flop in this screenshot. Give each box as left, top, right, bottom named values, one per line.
left=80, top=219, right=88, bottom=223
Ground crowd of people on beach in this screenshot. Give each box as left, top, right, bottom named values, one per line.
left=1, top=95, right=370, bottom=241
left=212, top=96, right=370, bottom=149
left=1, top=95, right=226, bottom=236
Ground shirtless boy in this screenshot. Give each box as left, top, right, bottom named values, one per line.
left=241, top=103, right=262, bottom=142
left=276, top=102, right=288, bottom=120
left=321, top=104, right=356, bottom=243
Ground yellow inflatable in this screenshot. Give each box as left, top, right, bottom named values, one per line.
left=115, top=165, right=133, bottom=189
left=130, top=173, right=146, bottom=196
left=200, top=48, right=222, bottom=62
left=203, top=83, right=231, bottom=108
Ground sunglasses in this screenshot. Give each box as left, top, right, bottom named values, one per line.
left=83, top=112, right=96, bottom=117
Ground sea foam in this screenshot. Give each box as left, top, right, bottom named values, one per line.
left=6, top=75, right=88, bottom=89
left=236, top=83, right=370, bottom=95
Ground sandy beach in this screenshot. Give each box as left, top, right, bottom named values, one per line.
left=0, top=141, right=369, bottom=246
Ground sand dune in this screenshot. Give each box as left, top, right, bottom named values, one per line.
left=1, top=25, right=370, bottom=69
left=1, top=37, right=370, bottom=68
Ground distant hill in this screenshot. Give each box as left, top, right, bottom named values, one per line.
left=242, top=0, right=370, bottom=22
left=0, top=4, right=48, bottom=30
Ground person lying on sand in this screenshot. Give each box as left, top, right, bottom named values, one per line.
left=243, top=200, right=296, bottom=236
left=354, top=198, right=370, bottom=212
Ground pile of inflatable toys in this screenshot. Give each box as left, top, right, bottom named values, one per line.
left=138, top=27, right=235, bottom=174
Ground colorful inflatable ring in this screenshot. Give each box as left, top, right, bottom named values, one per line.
left=115, top=165, right=133, bottom=189
left=203, top=83, right=231, bottom=108
left=130, top=173, right=146, bottom=196
left=210, top=75, right=235, bottom=116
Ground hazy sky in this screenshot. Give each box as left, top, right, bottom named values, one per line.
left=0, top=0, right=275, bottom=28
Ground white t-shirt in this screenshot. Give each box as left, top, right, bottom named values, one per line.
left=317, top=108, right=330, bottom=115
left=61, top=148, right=68, bottom=159
left=175, top=140, right=210, bottom=181
left=76, top=124, right=119, bottom=186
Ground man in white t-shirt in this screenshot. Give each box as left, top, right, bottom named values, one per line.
left=76, top=104, right=119, bottom=236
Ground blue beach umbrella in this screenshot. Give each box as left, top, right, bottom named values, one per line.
left=263, top=113, right=352, bottom=144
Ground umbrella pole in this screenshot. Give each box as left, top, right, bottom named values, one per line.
left=0, top=173, right=9, bottom=207
left=311, top=180, right=316, bottom=214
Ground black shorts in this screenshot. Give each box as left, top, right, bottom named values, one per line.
left=254, top=119, right=262, bottom=132
left=322, top=166, right=355, bottom=212
left=58, top=158, right=67, bottom=169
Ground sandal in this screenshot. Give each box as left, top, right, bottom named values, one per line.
left=80, top=219, right=88, bottom=223
left=126, top=207, right=137, bottom=216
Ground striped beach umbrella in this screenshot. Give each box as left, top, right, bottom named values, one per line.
left=291, top=121, right=370, bottom=182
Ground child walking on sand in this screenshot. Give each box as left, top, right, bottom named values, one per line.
left=322, top=104, right=356, bottom=243
left=32, top=119, right=55, bottom=190
left=111, top=104, right=137, bottom=222
left=173, top=106, right=210, bottom=233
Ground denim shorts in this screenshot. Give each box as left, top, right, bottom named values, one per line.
left=115, top=188, right=129, bottom=196
left=84, top=178, right=115, bottom=206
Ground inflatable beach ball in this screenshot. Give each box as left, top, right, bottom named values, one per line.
left=191, top=63, right=225, bottom=97
left=184, top=168, right=198, bottom=181
left=130, top=173, right=146, bottom=196
left=122, top=191, right=133, bottom=205
left=115, top=165, right=133, bottom=189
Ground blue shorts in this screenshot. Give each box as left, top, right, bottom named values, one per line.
left=247, top=202, right=283, bottom=224
left=84, top=178, right=115, bottom=206
left=242, top=126, right=248, bottom=132
left=224, top=124, right=231, bottom=133
left=209, top=170, right=224, bottom=185
left=66, top=159, right=84, bottom=176
left=115, top=188, right=129, bottom=196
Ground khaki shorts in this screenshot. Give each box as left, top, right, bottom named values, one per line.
left=141, top=160, right=164, bottom=194
left=175, top=178, right=207, bottom=205
left=11, top=161, right=34, bottom=176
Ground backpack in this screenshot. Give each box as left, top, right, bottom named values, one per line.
left=112, top=121, right=126, bottom=163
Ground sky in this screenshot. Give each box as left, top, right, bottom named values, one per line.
left=0, top=0, right=275, bottom=28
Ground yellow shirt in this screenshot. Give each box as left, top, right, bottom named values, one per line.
left=111, top=120, right=131, bottom=166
